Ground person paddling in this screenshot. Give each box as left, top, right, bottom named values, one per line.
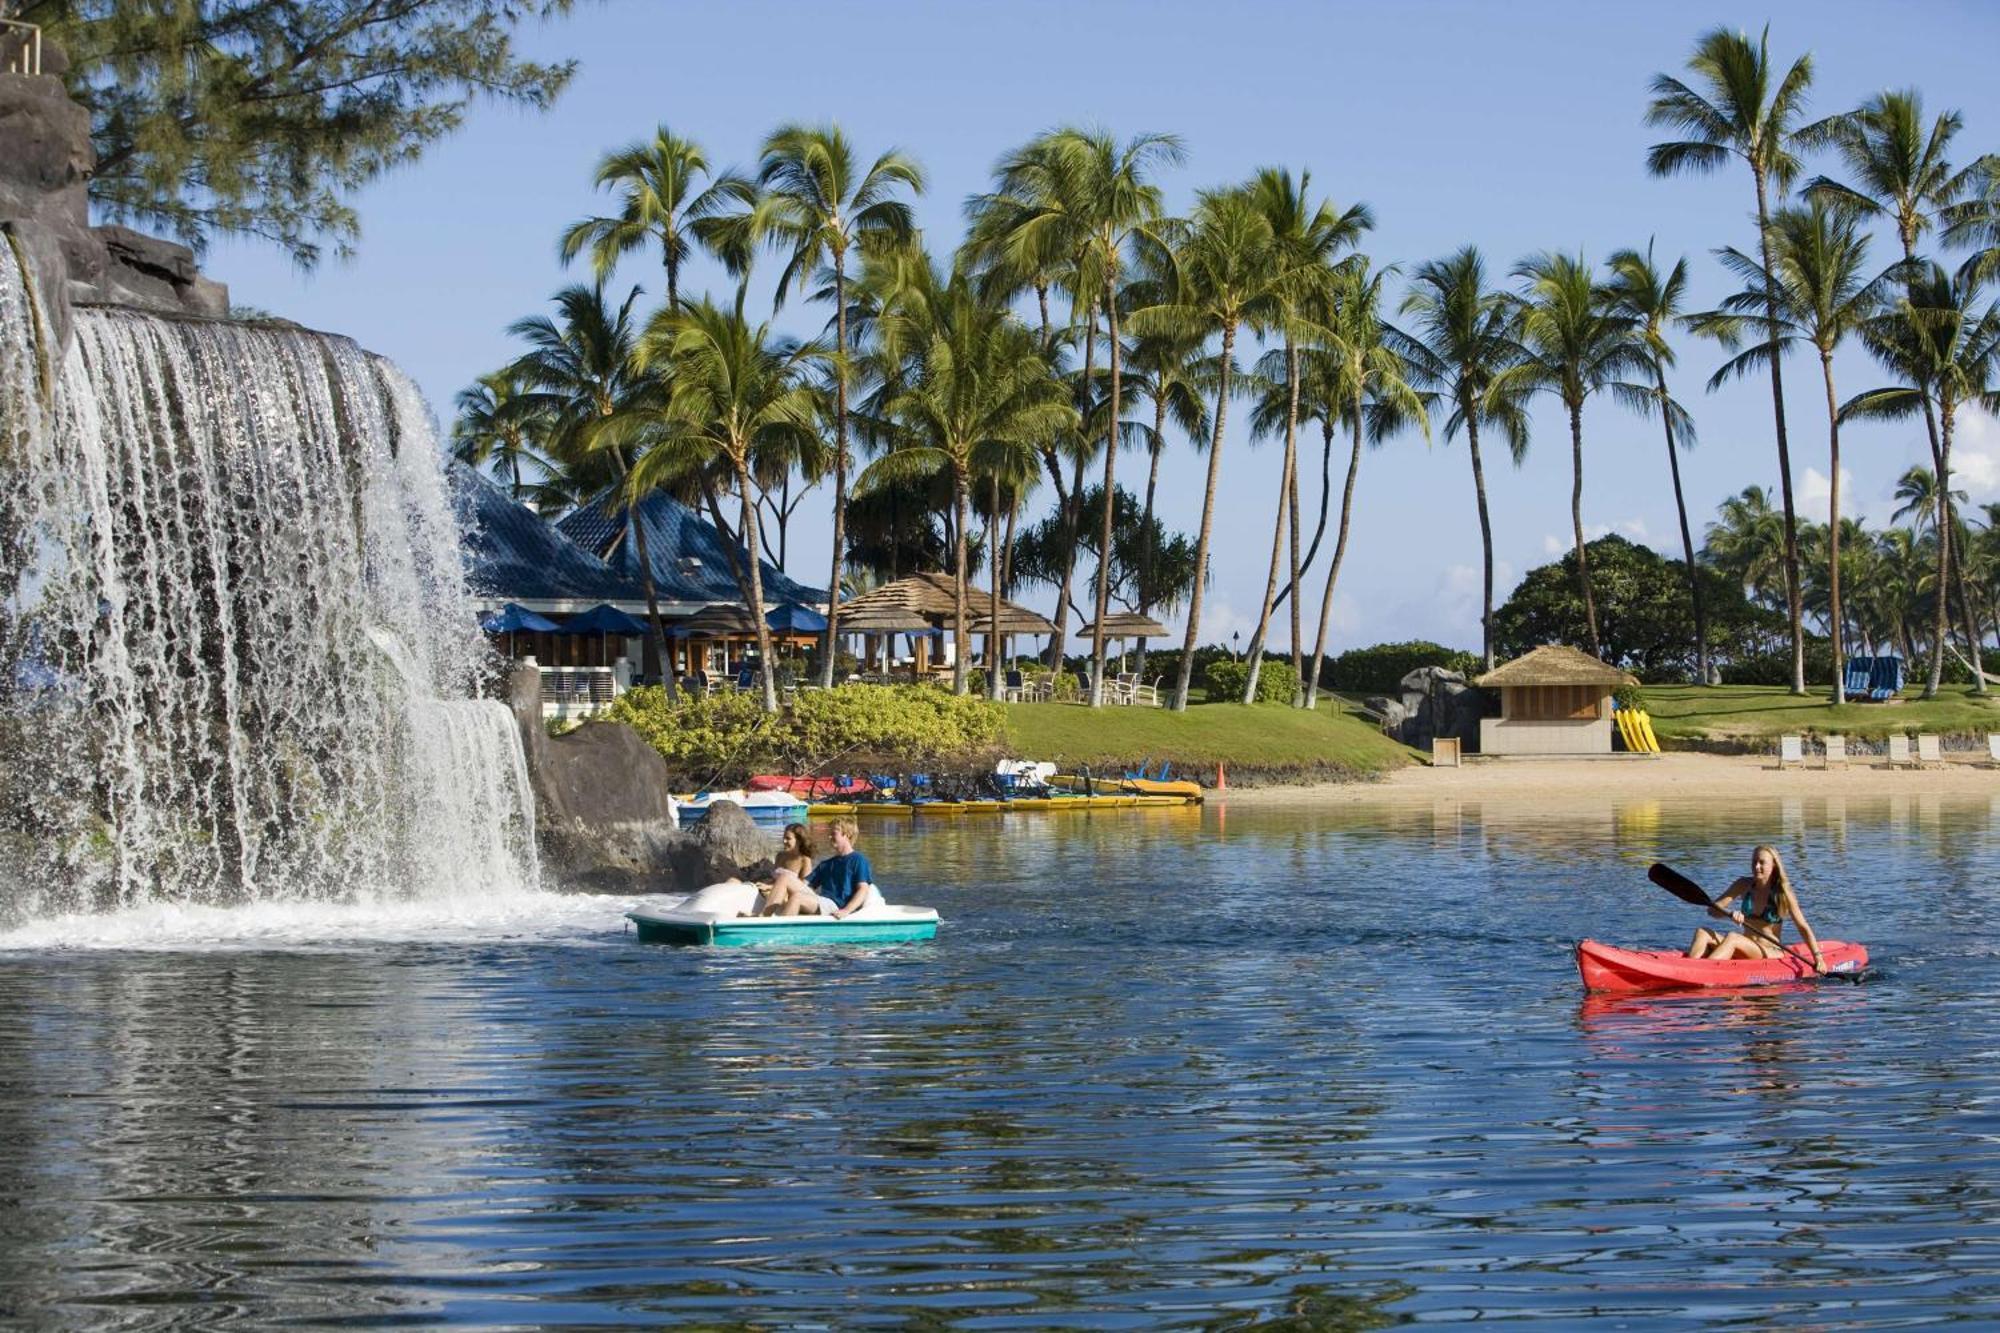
left=1686, top=844, right=1826, bottom=972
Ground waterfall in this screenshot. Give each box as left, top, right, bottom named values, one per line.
left=0, top=254, right=539, bottom=925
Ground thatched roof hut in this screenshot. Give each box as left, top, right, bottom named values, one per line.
left=1474, top=645, right=1636, bottom=756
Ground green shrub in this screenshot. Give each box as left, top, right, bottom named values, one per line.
left=1323, top=640, right=1481, bottom=693
left=1202, top=658, right=1299, bottom=704
left=1719, top=641, right=1836, bottom=686
left=606, top=683, right=1003, bottom=782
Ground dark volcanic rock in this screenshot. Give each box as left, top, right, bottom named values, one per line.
left=505, top=664, right=771, bottom=891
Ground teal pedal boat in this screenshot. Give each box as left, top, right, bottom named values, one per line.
left=627, top=904, right=940, bottom=947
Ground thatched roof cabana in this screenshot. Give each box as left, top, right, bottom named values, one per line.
left=1073, top=611, right=1170, bottom=640
left=1475, top=644, right=1636, bottom=689
left=839, top=572, right=1047, bottom=634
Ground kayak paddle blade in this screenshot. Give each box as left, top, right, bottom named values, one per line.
left=1648, top=862, right=1715, bottom=909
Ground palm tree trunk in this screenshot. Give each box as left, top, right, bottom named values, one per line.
left=1089, top=276, right=1124, bottom=706
left=1568, top=402, right=1601, bottom=657
left=1286, top=394, right=1305, bottom=705
left=1276, top=416, right=1336, bottom=614
left=1464, top=404, right=1497, bottom=672
left=1002, top=501, right=1019, bottom=678
left=1754, top=168, right=1807, bottom=694
left=1048, top=308, right=1095, bottom=672
left=1658, top=371, right=1707, bottom=684
left=1822, top=352, right=1845, bottom=705
left=1950, top=505, right=1985, bottom=691
left=736, top=462, right=779, bottom=712
left=989, top=473, right=1004, bottom=702
left=818, top=260, right=850, bottom=689
left=1243, top=342, right=1299, bottom=702
left=1305, top=403, right=1366, bottom=711
left=608, top=447, right=676, bottom=701
left=1135, top=394, right=1167, bottom=681
left=1173, top=320, right=1235, bottom=712
left=1928, top=400, right=1957, bottom=698
left=952, top=469, right=971, bottom=697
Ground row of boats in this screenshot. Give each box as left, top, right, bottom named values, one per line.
left=670, top=760, right=1204, bottom=826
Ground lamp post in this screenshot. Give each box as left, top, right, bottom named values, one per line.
left=1232, top=630, right=1241, bottom=662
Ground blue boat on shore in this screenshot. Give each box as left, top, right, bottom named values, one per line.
left=672, top=790, right=810, bottom=827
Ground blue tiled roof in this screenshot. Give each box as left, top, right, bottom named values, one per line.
left=453, top=465, right=648, bottom=604
left=557, top=487, right=824, bottom=606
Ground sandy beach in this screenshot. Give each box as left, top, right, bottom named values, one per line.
left=1221, top=751, right=2000, bottom=804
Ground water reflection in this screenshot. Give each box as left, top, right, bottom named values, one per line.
left=0, top=794, right=1995, bottom=1326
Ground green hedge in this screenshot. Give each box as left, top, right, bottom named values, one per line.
left=1719, top=641, right=1836, bottom=686
left=1322, top=640, right=1481, bottom=693
left=1203, top=659, right=1300, bottom=704
left=606, top=683, right=1004, bottom=782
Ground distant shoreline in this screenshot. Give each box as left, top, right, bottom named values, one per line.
left=1219, top=751, right=1999, bottom=803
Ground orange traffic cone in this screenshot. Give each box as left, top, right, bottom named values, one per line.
left=1216, top=761, right=1227, bottom=792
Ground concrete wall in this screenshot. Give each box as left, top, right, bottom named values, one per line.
left=1479, top=715, right=1614, bottom=756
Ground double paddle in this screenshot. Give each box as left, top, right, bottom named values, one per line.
left=1646, top=862, right=1852, bottom=980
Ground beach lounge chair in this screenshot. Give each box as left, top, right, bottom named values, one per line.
left=1886, top=734, right=1912, bottom=769
left=1843, top=657, right=1872, bottom=699
left=1869, top=656, right=1904, bottom=701
left=1916, top=733, right=1943, bottom=768
left=1778, top=734, right=1804, bottom=769
left=1823, top=735, right=1848, bottom=770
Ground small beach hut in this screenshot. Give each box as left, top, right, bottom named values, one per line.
left=837, top=572, right=1051, bottom=674
left=1474, top=645, right=1637, bottom=757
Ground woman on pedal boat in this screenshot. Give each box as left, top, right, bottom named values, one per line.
left=1686, top=844, right=1826, bottom=972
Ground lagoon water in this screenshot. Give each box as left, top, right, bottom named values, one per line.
left=2, top=793, right=1998, bottom=1328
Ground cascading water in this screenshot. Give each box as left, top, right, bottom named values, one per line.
left=0, top=251, right=539, bottom=927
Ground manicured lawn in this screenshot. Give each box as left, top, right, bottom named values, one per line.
left=1641, top=684, right=2000, bottom=743
left=999, top=695, right=1417, bottom=780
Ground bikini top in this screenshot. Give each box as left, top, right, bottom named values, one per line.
left=1740, top=880, right=1784, bottom=926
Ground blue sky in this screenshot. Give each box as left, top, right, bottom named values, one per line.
left=210, top=0, right=2000, bottom=654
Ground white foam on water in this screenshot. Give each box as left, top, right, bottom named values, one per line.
left=0, top=886, right=691, bottom=953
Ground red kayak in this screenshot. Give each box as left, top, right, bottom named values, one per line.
left=746, top=774, right=875, bottom=799
left=1575, top=938, right=1869, bottom=993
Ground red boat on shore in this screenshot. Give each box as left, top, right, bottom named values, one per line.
left=747, top=774, right=876, bottom=800
left=1575, top=938, right=1869, bottom=993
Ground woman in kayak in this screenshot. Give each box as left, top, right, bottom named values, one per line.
left=1686, top=844, right=1827, bottom=971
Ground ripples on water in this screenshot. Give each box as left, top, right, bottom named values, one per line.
left=2, top=793, right=1998, bottom=1328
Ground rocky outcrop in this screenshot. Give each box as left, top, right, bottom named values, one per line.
left=1380, top=666, right=1488, bottom=753
left=1, top=48, right=231, bottom=362
left=506, top=664, right=773, bottom=891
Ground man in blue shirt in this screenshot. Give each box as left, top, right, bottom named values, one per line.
left=806, top=818, right=877, bottom=917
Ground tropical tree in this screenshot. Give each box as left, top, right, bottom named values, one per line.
left=748, top=124, right=926, bottom=688
left=504, top=283, right=675, bottom=691
left=1125, top=321, right=1209, bottom=677
left=1493, top=251, right=1645, bottom=658
left=1302, top=259, right=1426, bottom=710
left=1129, top=185, right=1280, bottom=710
left=452, top=368, right=555, bottom=503
left=1605, top=243, right=1708, bottom=683
left=630, top=298, right=822, bottom=712
left=1239, top=168, right=1372, bottom=705
left=558, top=126, right=754, bottom=308
left=1844, top=266, right=2000, bottom=696
left=1645, top=24, right=1822, bottom=692
left=1692, top=201, right=1884, bottom=700
left=857, top=262, right=1076, bottom=695
left=1391, top=246, right=1527, bottom=670
left=1705, top=484, right=1791, bottom=614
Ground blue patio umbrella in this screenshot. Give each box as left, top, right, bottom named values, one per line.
left=767, top=602, right=828, bottom=633
left=481, top=603, right=560, bottom=634
left=560, top=603, right=649, bottom=635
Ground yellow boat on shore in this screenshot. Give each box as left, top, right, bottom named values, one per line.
left=1053, top=774, right=1207, bottom=802
left=808, top=792, right=1193, bottom=819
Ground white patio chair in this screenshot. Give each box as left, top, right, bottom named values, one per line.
left=1778, top=734, right=1804, bottom=769
left=1886, top=734, right=1912, bottom=769
left=1823, top=735, right=1848, bottom=770
left=1917, top=733, right=1943, bottom=767
left=1130, top=676, right=1162, bottom=707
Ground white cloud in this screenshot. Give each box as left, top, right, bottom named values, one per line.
left=1542, top=533, right=1565, bottom=556
left=1799, top=465, right=1856, bottom=508
left=1955, top=409, right=2000, bottom=500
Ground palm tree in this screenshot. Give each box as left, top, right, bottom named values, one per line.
left=452, top=368, right=554, bottom=503
left=1844, top=266, right=2000, bottom=696
left=1646, top=24, right=1821, bottom=692
left=1706, top=485, right=1791, bottom=618
left=1392, top=247, right=1527, bottom=670
left=1813, top=88, right=1989, bottom=690
left=1129, top=185, right=1280, bottom=710
left=749, top=124, right=926, bottom=688
left=505, top=283, right=676, bottom=693
left=1693, top=201, right=1884, bottom=700
left=1605, top=243, right=1708, bottom=682
left=1124, top=321, right=1209, bottom=678
left=558, top=126, right=755, bottom=308
left=631, top=298, right=822, bottom=712
left=1240, top=168, right=1372, bottom=705
left=857, top=261, right=1076, bottom=695
left=1494, top=251, right=1645, bottom=658
left=1303, top=259, right=1427, bottom=711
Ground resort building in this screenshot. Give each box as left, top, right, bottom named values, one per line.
left=1474, top=645, right=1637, bottom=757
